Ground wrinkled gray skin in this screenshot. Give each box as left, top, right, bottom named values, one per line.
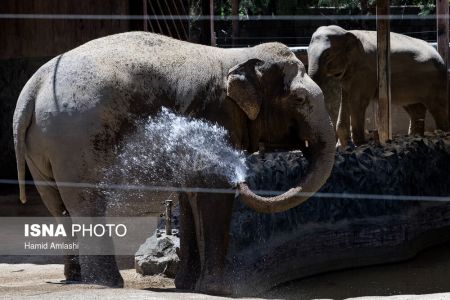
left=308, top=25, right=449, bottom=146
left=13, top=32, right=335, bottom=295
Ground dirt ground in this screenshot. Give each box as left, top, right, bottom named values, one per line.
left=1, top=241, right=450, bottom=300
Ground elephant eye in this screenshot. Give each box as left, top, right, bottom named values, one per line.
left=326, top=56, right=335, bottom=67
left=333, top=71, right=344, bottom=78
left=287, top=95, right=305, bottom=103
left=321, top=51, right=330, bottom=61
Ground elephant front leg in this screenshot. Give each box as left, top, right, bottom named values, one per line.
left=350, top=99, right=369, bottom=146
left=64, top=254, right=81, bottom=282
left=190, top=192, right=234, bottom=295
left=336, top=90, right=351, bottom=148
left=175, top=193, right=201, bottom=290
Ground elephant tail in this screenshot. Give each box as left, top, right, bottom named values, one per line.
left=13, top=77, right=39, bottom=204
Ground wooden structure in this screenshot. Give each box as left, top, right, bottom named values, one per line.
left=231, top=0, right=239, bottom=46
left=0, top=0, right=131, bottom=59
left=142, top=0, right=189, bottom=41
left=210, top=0, right=216, bottom=45
left=436, top=0, right=450, bottom=123
left=0, top=0, right=191, bottom=60
left=376, top=0, right=392, bottom=143
left=376, top=0, right=449, bottom=141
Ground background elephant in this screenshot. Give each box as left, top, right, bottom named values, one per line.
left=308, top=25, right=449, bottom=146
left=13, top=32, right=335, bottom=295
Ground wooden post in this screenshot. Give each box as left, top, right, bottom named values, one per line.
left=200, top=0, right=210, bottom=45
left=376, top=0, right=392, bottom=143
left=436, top=0, right=449, bottom=123
left=231, top=0, right=239, bottom=46
left=143, top=0, right=148, bottom=31
left=210, top=0, right=216, bottom=46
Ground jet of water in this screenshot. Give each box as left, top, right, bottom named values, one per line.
left=102, top=108, right=248, bottom=210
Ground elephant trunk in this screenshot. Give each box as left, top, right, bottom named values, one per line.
left=306, top=46, right=325, bottom=87
left=238, top=96, right=335, bottom=214
left=307, top=60, right=321, bottom=86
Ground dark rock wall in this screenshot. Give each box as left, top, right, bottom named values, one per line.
left=227, top=133, right=450, bottom=295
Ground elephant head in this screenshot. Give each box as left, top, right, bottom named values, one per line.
left=307, top=25, right=362, bottom=86
left=226, top=45, right=336, bottom=213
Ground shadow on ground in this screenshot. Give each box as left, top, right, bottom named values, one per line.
left=262, top=241, right=450, bottom=299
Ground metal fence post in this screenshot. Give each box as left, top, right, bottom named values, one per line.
left=165, top=200, right=173, bottom=235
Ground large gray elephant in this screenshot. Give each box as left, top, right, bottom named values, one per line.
left=13, top=32, right=335, bottom=295
left=308, top=25, right=449, bottom=146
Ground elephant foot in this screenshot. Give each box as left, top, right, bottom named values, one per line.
left=336, top=138, right=355, bottom=150
left=65, top=268, right=81, bottom=282
left=174, top=236, right=200, bottom=290
left=409, top=119, right=425, bottom=136
left=352, top=139, right=365, bottom=147
left=352, top=133, right=366, bottom=147
left=79, top=255, right=124, bottom=287
left=336, top=141, right=346, bottom=150
left=336, top=127, right=350, bottom=148
left=81, top=270, right=124, bottom=287
left=175, top=270, right=197, bottom=290
left=64, top=255, right=81, bottom=282
left=195, top=273, right=231, bottom=296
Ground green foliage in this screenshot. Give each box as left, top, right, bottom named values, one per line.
left=209, top=0, right=437, bottom=16
left=310, top=0, right=436, bottom=12
left=317, top=0, right=360, bottom=9
left=239, top=0, right=272, bottom=15
left=214, top=0, right=317, bottom=16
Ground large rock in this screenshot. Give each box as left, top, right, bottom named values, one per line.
left=135, top=230, right=180, bottom=278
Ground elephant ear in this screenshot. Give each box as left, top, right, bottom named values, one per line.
left=280, top=60, right=300, bottom=93
left=226, top=58, right=264, bottom=120
left=344, top=32, right=360, bottom=55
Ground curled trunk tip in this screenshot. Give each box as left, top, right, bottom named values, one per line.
left=237, top=182, right=307, bottom=214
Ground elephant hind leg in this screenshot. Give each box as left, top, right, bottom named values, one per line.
left=425, top=100, right=450, bottom=132
left=45, top=154, right=123, bottom=287
left=175, top=193, right=201, bottom=290
left=336, top=90, right=351, bottom=147
left=403, top=103, right=426, bottom=135
left=26, top=155, right=81, bottom=282
left=54, top=186, right=123, bottom=287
